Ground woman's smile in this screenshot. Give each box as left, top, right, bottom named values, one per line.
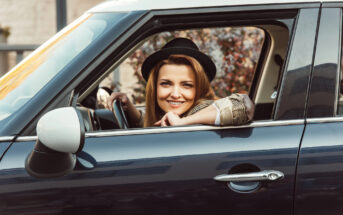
left=157, top=64, right=196, bottom=115
left=167, top=100, right=185, bottom=107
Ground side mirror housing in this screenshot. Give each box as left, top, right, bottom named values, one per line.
left=25, top=107, right=85, bottom=178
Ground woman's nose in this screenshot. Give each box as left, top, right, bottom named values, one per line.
left=171, top=86, right=181, bottom=98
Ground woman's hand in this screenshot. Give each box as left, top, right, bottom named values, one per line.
left=105, top=92, right=131, bottom=112
left=105, top=92, right=142, bottom=126
left=154, top=112, right=184, bottom=127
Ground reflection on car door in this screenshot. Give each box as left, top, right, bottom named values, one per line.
left=295, top=7, right=343, bottom=215
left=0, top=124, right=303, bottom=215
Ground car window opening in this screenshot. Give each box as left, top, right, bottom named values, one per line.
left=78, top=23, right=290, bottom=132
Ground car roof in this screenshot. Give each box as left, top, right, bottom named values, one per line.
left=89, top=0, right=335, bottom=13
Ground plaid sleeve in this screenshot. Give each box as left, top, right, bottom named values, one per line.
left=213, top=94, right=249, bottom=125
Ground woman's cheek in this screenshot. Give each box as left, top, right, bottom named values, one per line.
left=157, top=86, right=169, bottom=99
left=182, top=88, right=196, bottom=101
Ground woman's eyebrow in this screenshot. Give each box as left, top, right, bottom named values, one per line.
left=158, top=79, right=171, bottom=82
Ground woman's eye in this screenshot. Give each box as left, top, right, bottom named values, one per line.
left=160, top=82, right=170, bottom=86
left=183, top=83, right=194, bottom=88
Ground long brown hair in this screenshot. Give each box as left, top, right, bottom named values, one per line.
left=143, top=54, right=217, bottom=127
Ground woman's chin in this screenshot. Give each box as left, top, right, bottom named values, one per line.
left=162, top=108, right=186, bottom=116
left=160, top=103, right=193, bottom=115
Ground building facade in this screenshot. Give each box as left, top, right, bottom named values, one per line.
left=0, top=0, right=103, bottom=74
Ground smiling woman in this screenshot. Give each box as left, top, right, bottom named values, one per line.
left=145, top=54, right=216, bottom=127
left=156, top=63, right=197, bottom=115
left=106, top=38, right=254, bottom=128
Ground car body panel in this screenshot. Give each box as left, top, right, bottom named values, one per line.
left=306, top=8, right=341, bottom=117
left=0, top=140, right=12, bottom=162
left=1, top=1, right=343, bottom=214
left=0, top=123, right=304, bottom=214
left=295, top=121, right=343, bottom=215
left=275, top=8, right=319, bottom=120
left=294, top=7, right=343, bottom=215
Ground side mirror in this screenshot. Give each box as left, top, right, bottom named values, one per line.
left=25, top=107, right=86, bottom=178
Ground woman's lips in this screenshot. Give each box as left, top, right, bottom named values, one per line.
left=167, top=100, right=185, bottom=107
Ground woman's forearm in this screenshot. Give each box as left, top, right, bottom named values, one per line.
left=181, top=105, right=217, bottom=125
left=126, top=102, right=142, bottom=125
left=181, top=94, right=254, bottom=126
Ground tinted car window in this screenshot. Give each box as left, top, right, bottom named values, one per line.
left=0, top=13, right=128, bottom=122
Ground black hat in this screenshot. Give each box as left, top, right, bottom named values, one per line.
left=141, top=38, right=216, bottom=82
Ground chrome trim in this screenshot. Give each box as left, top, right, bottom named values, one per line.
left=16, top=136, right=38, bottom=142
left=214, top=170, right=284, bottom=182
left=15, top=119, right=304, bottom=141
left=307, top=117, right=343, bottom=124
left=0, top=136, right=15, bottom=142
left=85, top=119, right=304, bottom=138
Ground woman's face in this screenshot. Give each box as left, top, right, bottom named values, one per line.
left=157, top=64, right=196, bottom=115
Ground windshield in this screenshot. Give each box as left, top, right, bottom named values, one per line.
left=0, top=13, right=128, bottom=122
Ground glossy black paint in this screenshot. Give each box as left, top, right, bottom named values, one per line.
left=275, top=8, right=319, bottom=120
left=0, top=125, right=303, bottom=214
left=4, top=2, right=343, bottom=215
left=294, top=7, right=343, bottom=215
left=306, top=8, right=341, bottom=117
left=295, top=122, right=343, bottom=215
left=0, top=141, right=11, bottom=161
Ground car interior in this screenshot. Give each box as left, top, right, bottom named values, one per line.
left=75, top=23, right=290, bottom=132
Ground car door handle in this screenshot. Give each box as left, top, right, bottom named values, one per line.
left=214, top=170, right=284, bottom=182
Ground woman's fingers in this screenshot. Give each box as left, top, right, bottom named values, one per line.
left=154, top=114, right=168, bottom=127
left=154, top=120, right=162, bottom=126
left=120, top=96, right=129, bottom=111
left=155, top=112, right=181, bottom=127
left=161, top=114, right=168, bottom=127
left=105, top=92, right=128, bottom=112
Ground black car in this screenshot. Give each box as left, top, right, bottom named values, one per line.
left=0, top=0, right=342, bottom=214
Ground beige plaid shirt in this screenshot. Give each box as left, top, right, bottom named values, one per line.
left=186, top=93, right=249, bottom=126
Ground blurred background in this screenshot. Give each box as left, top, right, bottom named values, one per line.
left=0, top=0, right=103, bottom=76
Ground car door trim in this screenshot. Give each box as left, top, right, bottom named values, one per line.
left=0, top=136, right=15, bottom=143
left=15, top=119, right=304, bottom=142
left=307, top=117, right=343, bottom=124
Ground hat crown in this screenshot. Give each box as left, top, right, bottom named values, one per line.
left=141, top=37, right=216, bottom=82
left=162, top=38, right=199, bottom=51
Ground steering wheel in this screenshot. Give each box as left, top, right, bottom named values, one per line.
left=77, top=99, right=129, bottom=131
left=112, top=99, right=129, bottom=129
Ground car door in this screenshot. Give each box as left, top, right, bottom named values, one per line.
left=0, top=4, right=319, bottom=215
left=294, top=6, right=343, bottom=215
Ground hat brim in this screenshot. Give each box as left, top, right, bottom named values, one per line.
left=141, top=47, right=216, bottom=82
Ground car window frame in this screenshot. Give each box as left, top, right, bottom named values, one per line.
left=77, top=7, right=298, bottom=127
left=17, top=3, right=321, bottom=137
left=306, top=6, right=342, bottom=120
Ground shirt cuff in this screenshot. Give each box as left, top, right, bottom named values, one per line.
left=212, top=103, right=221, bottom=125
